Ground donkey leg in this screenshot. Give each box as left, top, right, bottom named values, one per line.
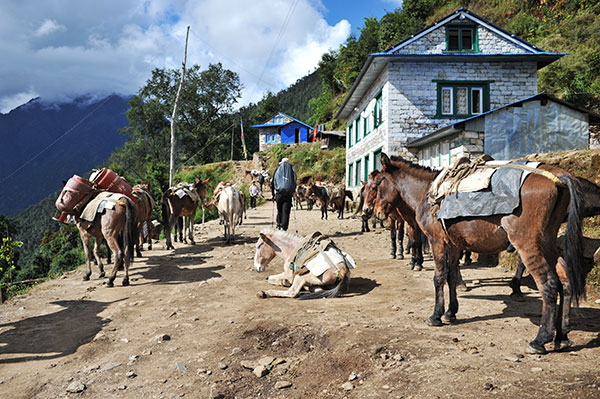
left=93, top=239, right=105, bottom=278
left=397, top=221, right=404, bottom=259
left=443, top=248, right=462, bottom=323
left=136, top=222, right=143, bottom=258
left=146, top=221, right=152, bottom=250
left=188, top=217, right=195, bottom=245
left=264, top=274, right=316, bottom=298
left=509, top=257, right=526, bottom=301
left=389, top=225, right=397, bottom=259
left=428, top=242, right=449, bottom=326
left=268, top=272, right=291, bottom=287
left=106, top=237, right=123, bottom=287
left=79, top=231, right=93, bottom=281
left=554, top=257, right=573, bottom=351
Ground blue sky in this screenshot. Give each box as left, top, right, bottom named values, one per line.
left=0, top=0, right=404, bottom=113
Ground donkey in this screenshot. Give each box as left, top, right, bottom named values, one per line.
left=377, top=153, right=585, bottom=354
left=162, top=178, right=209, bottom=250
left=132, top=183, right=155, bottom=257
left=329, top=186, right=353, bottom=219
left=217, top=186, right=244, bottom=243
left=76, top=195, right=136, bottom=287
left=254, top=228, right=352, bottom=299
left=306, top=183, right=329, bottom=220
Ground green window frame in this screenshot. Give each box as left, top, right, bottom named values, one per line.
left=355, top=159, right=362, bottom=186
left=374, top=92, right=383, bottom=129
left=355, top=116, right=361, bottom=143
left=363, top=115, right=369, bottom=137
left=445, top=23, right=478, bottom=52
left=348, top=123, right=353, bottom=148
left=348, top=163, right=353, bottom=186
left=364, top=154, right=370, bottom=182
left=373, top=147, right=383, bottom=170
left=434, top=80, right=491, bottom=118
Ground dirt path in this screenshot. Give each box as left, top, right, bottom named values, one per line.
left=1, top=201, right=600, bottom=398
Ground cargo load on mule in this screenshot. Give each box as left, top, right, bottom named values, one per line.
left=90, top=168, right=137, bottom=203
left=54, top=175, right=94, bottom=222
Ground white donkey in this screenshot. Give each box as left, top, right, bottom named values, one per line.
left=217, top=186, right=243, bottom=243
left=253, top=228, right=355, bottom=299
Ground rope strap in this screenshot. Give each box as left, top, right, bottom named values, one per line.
left=482, top=163, right=565, bottom=187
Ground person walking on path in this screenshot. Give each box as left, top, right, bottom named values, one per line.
left=258, top=173, right=265, bottom=193
left=249, top=181, right=259, bottom=209
left=271, top=158, right=296, bottom=230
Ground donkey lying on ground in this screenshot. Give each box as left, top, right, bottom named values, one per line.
left=254, top=228, right=355, bottom=299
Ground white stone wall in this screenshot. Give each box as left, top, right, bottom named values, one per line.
left=395, top=24, right=529, bottom=54
left=258, top=128, right=280, bottom=152
left=386, top=60, right=537, bottom=148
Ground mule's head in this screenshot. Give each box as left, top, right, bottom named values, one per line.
left=194, top=177, right=210, bottom=201
left=254, top=233, right=276, bottom=272
left=373, top=174, right=398, bottom=220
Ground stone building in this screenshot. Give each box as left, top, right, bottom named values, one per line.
left=335, top=8, right=567, bottom=190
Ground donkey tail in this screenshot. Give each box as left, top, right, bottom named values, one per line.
left=298, top=272, right=350, bottom=300
left=123, top=198, right=137, bottom=263
left=560, top=175, right=586, bottom=305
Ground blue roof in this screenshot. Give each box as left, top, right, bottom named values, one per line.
left=251, top=112, right=313, bottom=130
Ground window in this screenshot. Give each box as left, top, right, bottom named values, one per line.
left=364, top=154, right=370, bottom=182
left=265, top=133, right=278, bottom=143
left=374, top=92, right=383, bottom=128
left=446, top=24, right=477, bottom=52
left=363, top=115, right=369, bottom=136
left=373, top=147, right=382, bottom=170
left=355, top=116, right=361, bottom=143
left=355, top=159, right=362, bottom=185
left=348, top=163, right=353, bottom=186
left=435, top=81, right=490, bottom=117
left=348, top=123, right=353, bottom=148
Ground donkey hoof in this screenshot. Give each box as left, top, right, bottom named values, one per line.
left=148, top=245, right=152, bottom=250
left=397, top=254, right=405, bottom=260
left=256, top=291, right=267, bottom=299
left=122, top=278, right=130, bottom=286
left=427, top=316, right=443, bottom=327
left=83, top=274, right=91, bottom=281
left=98, top=272, right=105, bottom=278
left=442, top=312, right=457, bottom=323
left=526, top=342, right=547, bottom=355
left=412, top=265, right=423, bottom=272
left=458, top=283, right=470, bottom=292
left=106, top=279, right=114, bottom=288
left=554, top=339, right=573, bottom=351
left=390, top=254, right=396, bottom=259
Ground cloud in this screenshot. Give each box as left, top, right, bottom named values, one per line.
left=0, top=90, right=39, bottom=114
left=0, top=0, right=350, bottom=112
left=34, top=19, right=67, bottom=37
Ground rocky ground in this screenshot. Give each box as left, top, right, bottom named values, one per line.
left=1, top=199, right=600, bottom=399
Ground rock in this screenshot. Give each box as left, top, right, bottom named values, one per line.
left=275, top=380, right=292, bottom=389
left=85, top=365, right=100, bottom=372
left=253, top=365, right=269, bottom=377
left=155, top=334, right=171, bottom=342
left=341, top=382, right=354, bottom=391
left=348, top=372, right=358, bottom=381
left=176, top=362, right=186, bottom=372
left=218, top=362, right=228, bottom=370
left=66, top=381, right=86, bottom=393
left=117, top=385, right=127, bottom=390
left=531, top=367, right=543, bottom=373
left=129, top=355, right=139, bottom=361
left=126, top=371, right=137, bottom=378
left=392, top=354, right=404, bottom=361
left=272, top=358, right=286, bottom=366
left=100, top=362, right=122, bottom=372
left=209, top=384, right=226, bottom=399
left=240, top=360, right=256, bottom=370
left=230, top=347, right=242, bottom=356
left=596, top=299, right=600, bottom=304
left=504, top=356, right=520, bottom=363
left=120, top=338, right=129, bottom=343
left=258, top=356, right=275, bottom=367
left=483, top=382, right=494, bottom=391
left=473, top=280, right=481, bottom=285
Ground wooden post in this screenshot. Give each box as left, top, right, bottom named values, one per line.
left=169, top=26, right=191, bottom=187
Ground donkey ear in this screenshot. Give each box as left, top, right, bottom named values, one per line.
left=381, top=153, right=391, bottom=172
left=259, top=233, right=267, bottom=241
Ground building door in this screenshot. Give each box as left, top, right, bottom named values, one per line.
left=295, top=128, right=300, bottom=143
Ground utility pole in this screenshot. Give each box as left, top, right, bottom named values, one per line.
left=169, top=25, right=190, bottom=187
left=230, top=125, right=234, bottom=161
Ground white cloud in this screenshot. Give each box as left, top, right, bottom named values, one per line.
left=0, top=0, right=350, bottom=112
left=0, top=90, right=39, bottom=114
left=35, top=19, right=67, bottom=37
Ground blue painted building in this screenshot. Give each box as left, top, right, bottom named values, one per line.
left=252, top=112, right=314, bottom=151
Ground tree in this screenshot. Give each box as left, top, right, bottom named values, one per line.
left=110, top=63, right=242, bottom=193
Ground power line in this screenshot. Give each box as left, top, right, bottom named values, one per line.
left=0, top=96, right=114, bottom=187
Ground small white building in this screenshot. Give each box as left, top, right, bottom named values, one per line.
left=335, top=8, right=566, bottom=191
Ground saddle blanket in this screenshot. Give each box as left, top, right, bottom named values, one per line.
left=171, top=183, right=199, bottom=202
left=436, top=161, right=541, bottom=220
left=305, top=247, right=356, bottom=277
left=80, top=192, right=128, bottom=222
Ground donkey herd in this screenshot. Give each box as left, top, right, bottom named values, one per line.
left=62, top=153, right=600, bottom=355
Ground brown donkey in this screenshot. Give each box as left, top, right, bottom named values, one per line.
left=132, top=183, right=155, bottom=257
left=378, top=153, right=585, bottom=354
left=162, top=178, right=209, bottom=250
left=76, top=196, right=136, bottom=287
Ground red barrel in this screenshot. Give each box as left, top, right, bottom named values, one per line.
left=90, top=168, right=136, bottom=202
left=55, top=175, right=94, bottom=214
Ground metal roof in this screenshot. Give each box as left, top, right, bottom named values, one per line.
left=251, top=112, right=313, bottom=130
left=405, top=93, right=600, bottom=149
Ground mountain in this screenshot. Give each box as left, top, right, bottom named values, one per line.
left=0, top=94, right=130, bottom=216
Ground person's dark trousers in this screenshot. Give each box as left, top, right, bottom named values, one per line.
left=250, top=195, right=257, bottom=209
left=275, top=193, right=293, bottom=230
